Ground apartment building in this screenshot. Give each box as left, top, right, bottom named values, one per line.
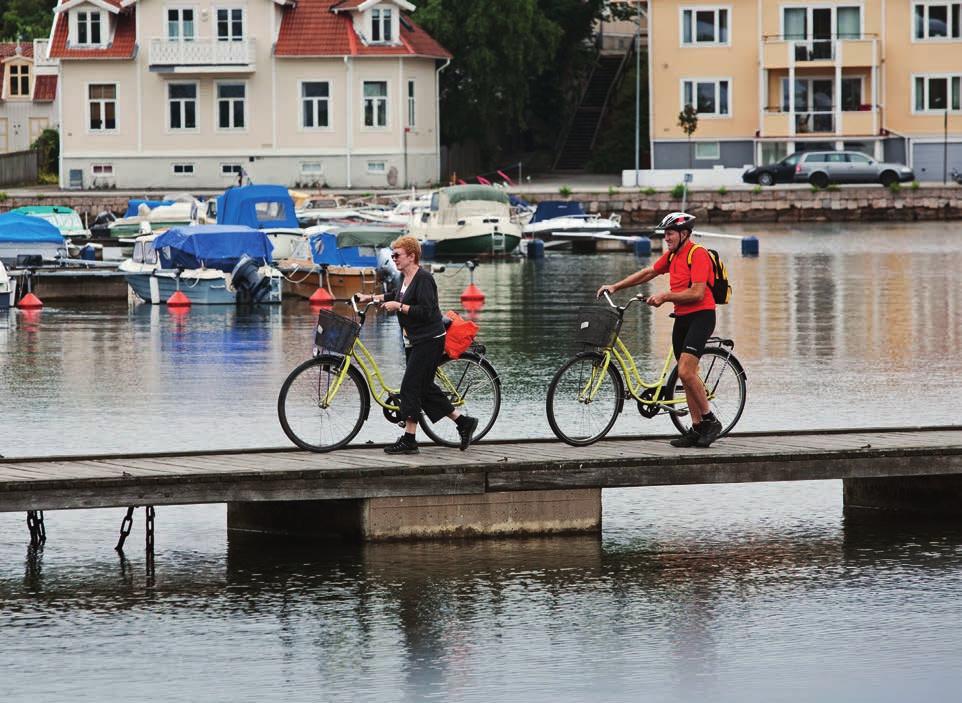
left=0, top=41, right=59, bottom=153
left=47, top=0, right=450, bottom=189
left=649, top=1, right=962, bottom=180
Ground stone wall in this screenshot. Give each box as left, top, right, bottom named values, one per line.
left=533, top=186, right=962, bottom=227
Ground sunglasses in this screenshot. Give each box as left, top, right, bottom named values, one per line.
left=390, top=252, right=401, bottom=260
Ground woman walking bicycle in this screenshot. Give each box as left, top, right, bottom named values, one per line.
left=357, top=235, right=478, bottom=454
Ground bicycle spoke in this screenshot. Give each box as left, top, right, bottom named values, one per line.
left=420, top=355, right=501, bottom=447
left=547, top=354, right=621, bottom=446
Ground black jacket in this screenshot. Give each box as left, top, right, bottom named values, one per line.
left=385, top=267, right=446, bottom=345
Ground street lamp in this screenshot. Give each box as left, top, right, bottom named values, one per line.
left=634, top=0, right=642, bottom=186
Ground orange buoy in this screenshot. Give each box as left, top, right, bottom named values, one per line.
left=17, top=292, right=43, bottom=309
left=167, top=290, right=191, bottom=307
left=309, top=286, right=334, bottom=308
left=461, top=283, right=485, bottom=303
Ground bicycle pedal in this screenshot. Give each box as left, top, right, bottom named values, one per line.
left=667, top=408, right=689, bottom=417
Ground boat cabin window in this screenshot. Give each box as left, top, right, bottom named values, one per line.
left=133, top=240, right=158, bottom=265
left=255, top=201, right=290, bottom=222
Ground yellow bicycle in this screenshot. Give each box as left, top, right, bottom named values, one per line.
left=278, top=297, right=501, bottom=452
left=546, top=291, right=746, bottom=446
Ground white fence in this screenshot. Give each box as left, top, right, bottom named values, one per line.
left=622, top=167, right=750, bottom=188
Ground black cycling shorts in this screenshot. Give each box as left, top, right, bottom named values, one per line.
left=672, top=309, right=716, bottom=359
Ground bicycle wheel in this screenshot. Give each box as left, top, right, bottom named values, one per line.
left=667, top=347, right=746, bottom=437
left=546, top=351, right=624, bottom=446
left=277, top=355, right=370, bottom=452
left=419, top=352, right=501, bottom=447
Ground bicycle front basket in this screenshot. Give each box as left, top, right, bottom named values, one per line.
left=314, top=309, right=361, bottom=355
left=576, top=305, right=621, bottom=348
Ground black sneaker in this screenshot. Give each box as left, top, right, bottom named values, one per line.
left=670, top=426, right=701, bottom=448
left=696, top=418, right=723, bottom=448
left=456, top=415, right=479, bottom=451
left=384, top=435, right=419, bottom=455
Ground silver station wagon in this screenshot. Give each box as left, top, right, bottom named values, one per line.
left=793, top=150, right=915, bottom=188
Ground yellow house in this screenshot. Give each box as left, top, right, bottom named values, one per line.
left=649, top=0, right=962, bottom=180
left=0, top=41, right=59, bottom=154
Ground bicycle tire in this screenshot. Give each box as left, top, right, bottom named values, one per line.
left=419, top=351, right=501, bottom=447
left=546, top=351, right=624, bottom=446
left=666, top=347, right=746, bottom=437
left=277, top=355, right=370, bottom=452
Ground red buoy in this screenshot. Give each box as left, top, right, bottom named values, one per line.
left=309, top=286, right=334, bottom=308
left=17, top=292, right=43, bottom=309
left=461, top=283, right=485, bottom=303
left=167, top=290, right=191, bottom=307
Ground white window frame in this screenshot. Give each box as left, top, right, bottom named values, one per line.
left=220, top=162, right=243, bottom=177
left=694, top=142, right=721, bottom=160
left=299, top=80, right=332, bottom=131
left=911, top=2, right=962, bottom=41
left=370, top=5, right=396, bottom=43
left=367, top=161, right=386, bottom=174
left=679, top=6, right=731, bottom=46
left=215, top=6, right=245, bottom=42
left=362, top=80, right=389, bottom=129
left=681, top=78, right=732, bottom=118
left=300, top=161, right=324, bottom=177
left=167, top=81, right=198, bottom=132
left=912, top=73, right=962, bottom=113
left=166, top=6, right=196, bottom=41
left=87, top=82, right=118, bottom=133
left=780, top=5, right=864, bottom=41
left=91, top=163, right=114, bottom=176
left=407, top=79, right=416, bottom=128
left=172, top=163, right=195, bottom=176
left=73, top=10, right=104, bottom=47
left=215, top=81, right=247, bottom=131
left=8, top=63, right=30, bottom=98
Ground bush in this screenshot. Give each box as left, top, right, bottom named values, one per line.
left=30, top=128, right=59, bottom=178
left=826, top=184, right=841, bottom=192
left=887, top=181, right=902, bottom=193
left=607, top=185, right=617, bottom=196
left=670, top=184, right=686, bottom=199
left=717, top=186, right=728, bottom=195
left=752, top=185, right=762, bottom=194
left=559, top=185, right=572, bottom=197
left=641, top=186, right=656, bottom=195
left=910, top=180, right=921, bottom=190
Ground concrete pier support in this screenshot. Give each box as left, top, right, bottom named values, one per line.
left=227, top=489, right=602, bottom=541
left=844, top=476, right=962, bottom=516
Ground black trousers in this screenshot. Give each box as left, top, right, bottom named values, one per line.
left=401, top=336, right=455, bottom=423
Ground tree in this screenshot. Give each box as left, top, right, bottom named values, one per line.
left=415, top=0, right=606, bottom=164
left=0, top=0, right=57, bottom=41
left=31, top=128, right=58, bottom=176
left=678, top=104, right=698, bottom=169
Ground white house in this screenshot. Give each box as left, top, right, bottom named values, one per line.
left=48, top=0, right=451, bottom=189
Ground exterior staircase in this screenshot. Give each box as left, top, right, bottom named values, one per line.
left=553, top=52, right=629, bottom=171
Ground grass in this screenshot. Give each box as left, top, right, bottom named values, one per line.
left=670, top=184, right=686, bottom=199
left=640, top=186, right=656, bottom=195
left=717, top=186, right=728, bottom=195
left=887, top=181, right=902, bottom=193
left=910, top=180, right=921, bottom=190
left=608, top=185, right=617, bottom=196
left=559, top=185, right=572, bottom=197
left=0, top=191, right=7, bottom=201
left=751, top=185, right=762, bottom=194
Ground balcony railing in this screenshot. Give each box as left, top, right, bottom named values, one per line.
left=148, top=37, right=256, bottom=69
left=762, top=107, right=878, bottom=137
left=762, top=34, right=878, bottom=69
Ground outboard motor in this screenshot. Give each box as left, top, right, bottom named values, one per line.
left=89, top=211, right=116, bottom=238
left=231, top=254, right=272, bottom=304
left=952, top=168, right=962, bottom=185
left=376, top=246, right=401, bottom=296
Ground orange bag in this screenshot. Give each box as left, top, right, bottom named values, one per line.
left=444, top=310, right=479, bottom=359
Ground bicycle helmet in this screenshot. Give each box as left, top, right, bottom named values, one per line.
left=656, top=211, right=696, bottom=232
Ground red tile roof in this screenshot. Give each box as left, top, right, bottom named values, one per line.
left=33, top=75, right=58, bottom=102
left=0, top=43, right=34, bottom=60
left=48, top=1, right=137, bottom=60
left=276, top=0, right=450, bottom=59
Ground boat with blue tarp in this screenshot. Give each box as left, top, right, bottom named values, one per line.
left=521, top=200, right=625, bottom=252
left=121, top=224, right=282, bottom=305
left=215, top=184, right=303, bottom=259
left=0, top=212, right=68, bottom=266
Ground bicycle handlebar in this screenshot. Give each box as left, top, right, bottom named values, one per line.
left=599, top=289, right=647, bottom=312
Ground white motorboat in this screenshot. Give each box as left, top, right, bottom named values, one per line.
left=522, top=201, right=625, bottom=252
left=407, top=185, right=521, bottom=256
left=0, top=260, right=15, bottom=310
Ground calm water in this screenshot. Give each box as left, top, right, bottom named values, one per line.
left=1, top=222, right=961, bottom=701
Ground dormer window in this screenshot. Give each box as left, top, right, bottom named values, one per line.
left=9, top=64, right=30, bottom=98
left=371, top=6, right=394, bottom=43
left=77, top=11, right=103, bottom=45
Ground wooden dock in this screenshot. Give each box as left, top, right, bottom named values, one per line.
left=2, top=426, right=960, bottom=514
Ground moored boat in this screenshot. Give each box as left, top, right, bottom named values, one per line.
left=407, top=185, right=521, bottom=257
left=0, top=260, right=15, bottom=311
left=0, top=212, right=68, bottom=266
left=522, top=200, right=624, bottom=252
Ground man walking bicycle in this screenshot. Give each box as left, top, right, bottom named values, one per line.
left=596, top=212, right=723, bottom=448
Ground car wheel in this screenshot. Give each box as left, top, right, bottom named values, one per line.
left=810, top=172, right=829, bottom=189
left=758, top=172, right=775, bottom=187
left=879, top=171, right=897, bottom=187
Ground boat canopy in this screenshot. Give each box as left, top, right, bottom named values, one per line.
left=10, top=206, right=87, bottom=236
left=529, top=201, right=587, bottom=223
left=153, top=225, right=274, bottom=272
left=217, top=185, right=299, bottom=229
left=440, top=185, right=511, bottom=207
left=124, top=199, right=174, bottom=218
left=0, top=212, right=66, bottom=244
left=335, top=227, right=399, bottom=249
